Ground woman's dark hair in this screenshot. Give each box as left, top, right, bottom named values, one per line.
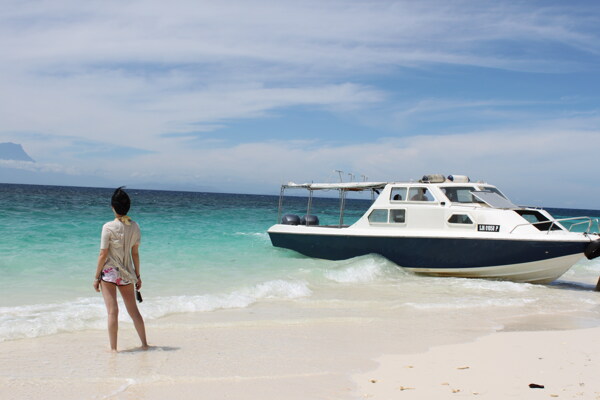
left=111, top=186, right=131, bottom=215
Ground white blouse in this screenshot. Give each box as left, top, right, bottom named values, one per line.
left=100, top=218, right=141, bottom=283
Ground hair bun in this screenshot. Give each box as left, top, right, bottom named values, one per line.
left=111, top=187, right=131, bottom=215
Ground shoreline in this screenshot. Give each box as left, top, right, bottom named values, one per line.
left=2, top=299, right=600, bottom=400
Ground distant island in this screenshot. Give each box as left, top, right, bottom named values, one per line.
left=0, top=142, right=35, bottom=162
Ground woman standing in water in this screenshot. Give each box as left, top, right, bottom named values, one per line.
left=93, top=187, right=148, bottom=352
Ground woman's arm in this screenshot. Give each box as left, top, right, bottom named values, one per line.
left=132, top=243, right=141, bottom=290
left=93, top=248, right=109, bottom=292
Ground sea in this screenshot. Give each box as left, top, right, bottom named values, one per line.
left=2, top=183, right=600, bottom=343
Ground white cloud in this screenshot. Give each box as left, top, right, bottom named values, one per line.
left=0, top=159, right=79, bottom=175
left=39, top=117, right=593, bottom=208
left=3, top=112, right=599, bottom=208
left=1, top=0, right=600, bottom=208
left=4, top=1, right=597, bottom=71
left=2, top=1, right=597, bottom=141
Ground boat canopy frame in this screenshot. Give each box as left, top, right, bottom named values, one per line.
left=277, top=182, right=388, bottom=227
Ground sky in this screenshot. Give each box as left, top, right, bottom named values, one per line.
left=1, top=0, right=600, bottom=208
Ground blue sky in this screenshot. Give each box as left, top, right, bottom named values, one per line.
left=1, top=0, right=600, bottom=208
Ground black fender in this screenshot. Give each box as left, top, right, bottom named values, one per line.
left=585, top=239, right=600, bottom=260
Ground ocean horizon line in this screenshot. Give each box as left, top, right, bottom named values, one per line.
left=0, top=181, right=372, bottom=202
left=2, top=180, right=599, bottom=212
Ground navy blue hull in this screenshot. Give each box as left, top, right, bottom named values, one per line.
left=269, top=231, right=587, bottom=269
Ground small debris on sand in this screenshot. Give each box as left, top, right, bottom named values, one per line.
left=528, top=383, right=545, bottom=389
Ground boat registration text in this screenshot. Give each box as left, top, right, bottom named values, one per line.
left=477, top=224, right=500, bottom=232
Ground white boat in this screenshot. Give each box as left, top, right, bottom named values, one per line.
left=268, top=174, right=600, bottom=284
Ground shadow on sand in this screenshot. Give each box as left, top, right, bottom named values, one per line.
left=549, top=280, right=599, bottom=292
left=120, top=345, right=181, bottom=354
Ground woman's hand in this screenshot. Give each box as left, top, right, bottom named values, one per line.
left=95, top=249, right=109, bottom=293
left=136, top=277, right=142, bottom=290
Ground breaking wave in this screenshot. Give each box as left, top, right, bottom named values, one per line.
left=323, top=255, right=402, bottom=283
left=0, top=279, right=311, bottom=342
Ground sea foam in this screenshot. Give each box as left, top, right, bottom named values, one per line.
left=0, top=279, right=312, bottom=342
left=456, top=279, right=533, bottom=293
left=323, top=255, right=401, bottom=283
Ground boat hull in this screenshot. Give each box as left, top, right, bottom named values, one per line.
left=268, top=231, right=588, bottom=283
left=407, top=254, right=582, bottom=284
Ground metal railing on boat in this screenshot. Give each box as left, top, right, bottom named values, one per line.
left=510, top=216, right=600, bottom=234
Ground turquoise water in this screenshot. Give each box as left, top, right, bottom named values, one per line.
left=2, top=183, right=600, bottom=342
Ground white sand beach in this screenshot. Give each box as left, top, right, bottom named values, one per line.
left=355, top=327, right=600, bottom=399
left=2, top=297, right=600, bottom=400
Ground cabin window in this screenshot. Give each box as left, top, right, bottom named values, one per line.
left=441, top=186, right=483, bottom=203
left=390, top=187, right=408, bottom=202
left=448, top=214, right=473, bottom=224
left=408, top=187, right=435, bottom=202
left=514, top=210, right=562, bottom=231
left=390, top=209, right=406, bottom=223
left=368, top=209, right=389, bottom=223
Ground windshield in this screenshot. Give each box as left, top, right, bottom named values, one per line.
left=440, top=186, right=483, bottom=203
left=478, top=186, right=507, bottom=199
left=441, top=185, right=509, bottom=204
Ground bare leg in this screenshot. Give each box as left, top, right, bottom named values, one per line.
left=118, top=284, right=148, bottom=349
left=100, top=281, right=119, bottom=352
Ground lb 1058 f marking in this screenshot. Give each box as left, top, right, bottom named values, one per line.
left=478, top=224, right=500, bottom=232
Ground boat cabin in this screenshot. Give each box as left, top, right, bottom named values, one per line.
left=275, top=174, right=597, bottom=235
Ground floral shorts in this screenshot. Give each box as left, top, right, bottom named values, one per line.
left=101, top=267, right=132, bottom=286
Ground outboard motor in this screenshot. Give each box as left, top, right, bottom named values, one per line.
left=585, top=239, right=600, bottom=260
left=281, top=214, right=301, bottom=225
left=301, top=214, right=319, bottom=226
